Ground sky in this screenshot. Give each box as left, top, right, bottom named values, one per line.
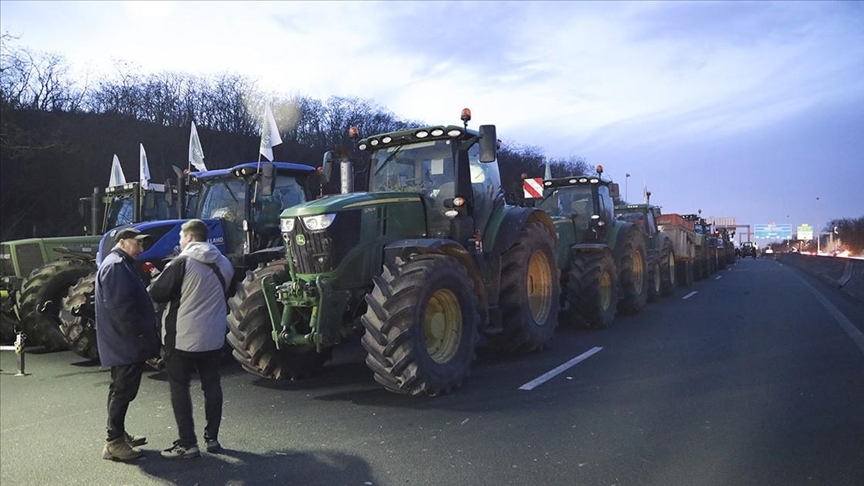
left=1, top=0, right=862, bottom=240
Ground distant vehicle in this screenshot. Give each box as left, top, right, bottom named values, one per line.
left=741, top=241, right=757, bottom=259
left=763, top=247, right=774, bottom=256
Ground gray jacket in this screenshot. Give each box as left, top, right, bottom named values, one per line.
left=149, top=241, right=234, bottom=353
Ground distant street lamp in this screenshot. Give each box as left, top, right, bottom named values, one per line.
left=816, top=196, right=821, bottom=254
left=625, top=173, right=631, bottom=202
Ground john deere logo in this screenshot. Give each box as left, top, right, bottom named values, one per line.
left=295, top=234, right=306, bottom=246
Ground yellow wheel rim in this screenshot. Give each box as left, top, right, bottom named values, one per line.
left=632, top=250, right=645, bottom=294
left=527, top=250, right=554, bottom=325
left=423, top=289, right=462, bottom=364
left=668, top=253, right=676, bottom=285
left=599, top=267, right=613, bottom=310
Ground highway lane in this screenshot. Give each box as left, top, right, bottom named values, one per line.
left=1, top=258, right=862, bottom=486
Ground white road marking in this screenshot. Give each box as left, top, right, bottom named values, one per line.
left=715, top=276, right=722, bottom=280
left=683, top=291, right=698, bottom=299
left=519, top=347, right=603, bottom=391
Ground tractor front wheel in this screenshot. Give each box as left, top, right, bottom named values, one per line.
left=488, top=220, right=559, bottom=353
left=58, top=272, right=99, bottom=361
left=18, top=259, right=95, bottom=350
left=660, top=239, right=677, bottom=296
left=615, top=229, right=649, bottom=314
left=227, top=260, right=332, bottom=380
left=361, top=255, right=479, bottom=396
left=565, top=251, right=618, bottom=329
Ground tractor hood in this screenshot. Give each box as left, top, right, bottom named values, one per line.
left=97, top=218, right=227, bottom=265
left=280, top=191, right=423, bottom=218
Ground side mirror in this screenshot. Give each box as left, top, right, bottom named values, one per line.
left=260, top=163, right=275, bottom=197
left=609, top=183, right=620, bottom=199
left=478, top=125, right=497, bottom=163
left=321, top=151, right=336, bottom=183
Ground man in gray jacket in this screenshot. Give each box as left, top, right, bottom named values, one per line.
left=149, top=219, right=234, bottom=459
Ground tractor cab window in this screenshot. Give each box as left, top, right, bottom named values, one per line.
left=199, top=179, right=247, bottom=225
left=253, top=175, right=306, bottom=230
left=538, top=186, right=595, bottom=230
left=369, top=140, right=457, bottom=197
left=104, top=195, right=135, bottom=231
left=468, top=143, right=500, bottom=228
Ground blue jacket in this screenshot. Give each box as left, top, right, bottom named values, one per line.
left=95, top=248, right=160, bottom=367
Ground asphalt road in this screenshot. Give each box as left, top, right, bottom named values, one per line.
left=2, top=257, right=863, bottom=486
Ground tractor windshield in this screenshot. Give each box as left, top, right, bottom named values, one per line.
left=104, top=195, right=135, bottom=231
left=537, top=186, right=596, bottom=231
left=199, top=179, right=246, bottom=223
left=369, top=139, right=457, bottom=196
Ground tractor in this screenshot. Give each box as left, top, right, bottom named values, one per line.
left=1, top=179, right=178, bottom=348
left=683, top=214, right=718, bottom=280
left=532, top=167, right=649, bottom=329
left=226, top=109, right=560, bottom=396
left=58, top=161, right=319, bottom=361
left=614, top=200, right=677, bottom=301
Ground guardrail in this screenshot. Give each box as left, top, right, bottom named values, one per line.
left=776, top=253, right=864, bottom=302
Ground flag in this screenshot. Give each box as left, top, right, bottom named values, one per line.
left=259, top=104, right=283, bottom=161
left=643, top=181, right=648, bottom=203
left=188, top=121, right=207, bottom=171
left=139, top=143, right=151, bottom=190
left=544, top=160, right=552, bottom=180
left=109, top=154, right=126, bottom=187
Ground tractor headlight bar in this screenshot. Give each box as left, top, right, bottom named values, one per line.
left=280, top=218, right=295, bottom=233
left=301, top=214, right=336, bottom=231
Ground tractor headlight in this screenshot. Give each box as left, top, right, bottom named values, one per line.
left=302, top=214, right=336, bottom=231
left=280, top=218, right=295, bottom=233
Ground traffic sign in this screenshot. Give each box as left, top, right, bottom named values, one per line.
left=797, top=224, right=813, bottom=241
left=523, top=178, right=544, bottom=199
left=754, top=223, right=792, bottom=239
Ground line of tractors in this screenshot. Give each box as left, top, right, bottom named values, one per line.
left=0, top=109, right=739, bottom=396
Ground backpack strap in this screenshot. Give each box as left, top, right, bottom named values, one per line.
left=203, top=261, right=228, bottom=297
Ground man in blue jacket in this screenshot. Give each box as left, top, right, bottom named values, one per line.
left=150, top=219, right=234, bottom=459
left=96, top=227, right=161, bottom=461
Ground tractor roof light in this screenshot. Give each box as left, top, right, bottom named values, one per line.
left=415, top=130, right=429, bottom=139
left=447, top=129, right=462, bottom=137
left=589, top=178, right=599, bottom=184
left=453, top=197, right=465, bottom=207
left=370, top=139, right=380, bottom=146
left=461, top=108, right=472, bottom=123
left=382, top=136, right=392, bottom=144
left=579, top=178, right=588, bottom=183
left=348, top=126, right=360, bottom=138
left=358, top=143, right=368, bottom=151
left=544, top=181, right=553, bottom=187
left=431, top=128, right=444, bottom=137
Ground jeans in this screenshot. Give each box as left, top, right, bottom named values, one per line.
left=164, top=348, right=223, bottom=447
left=107, top=362, right=145, bottom=442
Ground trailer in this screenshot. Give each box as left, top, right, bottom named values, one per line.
left=656, top=213, right=696, bottom=287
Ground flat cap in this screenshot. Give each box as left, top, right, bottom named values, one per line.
left=114, top=227, right=150, bottom=243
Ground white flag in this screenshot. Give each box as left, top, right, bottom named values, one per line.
left=109, top=154, right=127, bottom=187
left=259, top=104, right=283, bottom=161
left=139, top=143, right=151, bottom=190
left=544, top=160, right=552, bottom=180
left=188, top=121, right=207, bottom=171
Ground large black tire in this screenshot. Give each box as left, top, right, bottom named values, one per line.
left=615, top=228, right=649, bottom=314
left=227, top=260, right=332, bottom=380
left=58, top=272, right=99, bottom=361
left=18, top=259, right=95, bottom=350
left=361, top=255, right=479, bottom=396
left=487, top=220, right=559, bottom=353
left=0, top=309, right=20, bottom=344
left=565, top=251, right=618, bottom=329
left=660, top=238, right=677, bottom=296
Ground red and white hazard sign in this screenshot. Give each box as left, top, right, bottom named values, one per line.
left=523, top=177, right=544, bottom=199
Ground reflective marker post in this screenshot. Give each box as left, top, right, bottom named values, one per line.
left=0, top=332, right=27, bottom=376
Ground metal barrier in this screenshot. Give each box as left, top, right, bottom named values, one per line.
left=0, top=332, right=27, bottom=376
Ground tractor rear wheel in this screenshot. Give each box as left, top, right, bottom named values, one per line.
left=488, top=220, right=559, bottom=353
left=58, top=272, right=99, bottom=361
left=227, top=260, right=332, bottom=380
left=660, top=239, right=676, bottom=296
left=18, top=259, right=95, bottom=350
left=361, top=255, right=479, bottom=396
left=565, top=251, right=618, bottom=329
left=615, top=229, right=649, bottom=314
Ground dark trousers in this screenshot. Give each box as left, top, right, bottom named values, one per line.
left=107, top=362, right=145, bottom=442
left=164, top=348, right=223, bottom=447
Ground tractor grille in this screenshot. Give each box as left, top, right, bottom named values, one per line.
left=289, top=210, right=361, bottom=274
left=16, top=243, right=45, bottom=277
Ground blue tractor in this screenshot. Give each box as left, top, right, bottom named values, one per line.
left=58, top=161, right=321, bottom=361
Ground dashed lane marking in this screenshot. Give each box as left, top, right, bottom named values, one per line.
left=682, top=291, right=698, bottom=300
left=715, top=275, right=723, bottom=280
left=519, top=347, right=603, bottom=391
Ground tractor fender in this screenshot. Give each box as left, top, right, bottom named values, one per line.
left=486, top=206, right=557, bottom=257
left=382, top=238, right=487, bottom=318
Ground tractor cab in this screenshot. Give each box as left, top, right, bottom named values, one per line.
left=615, top=203, right=662, bottom=239
left=536, top=168, right=619, bottom=244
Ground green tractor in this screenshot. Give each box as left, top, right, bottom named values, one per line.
left=226, top=109, right=560, bottom=395
left=614, top=201, right=677, bottom=302
left=683, top=213, right=718, bottom=280
left=533, top=166, right=649, bottom=329
left=0, top=180, right=179, bottom=348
